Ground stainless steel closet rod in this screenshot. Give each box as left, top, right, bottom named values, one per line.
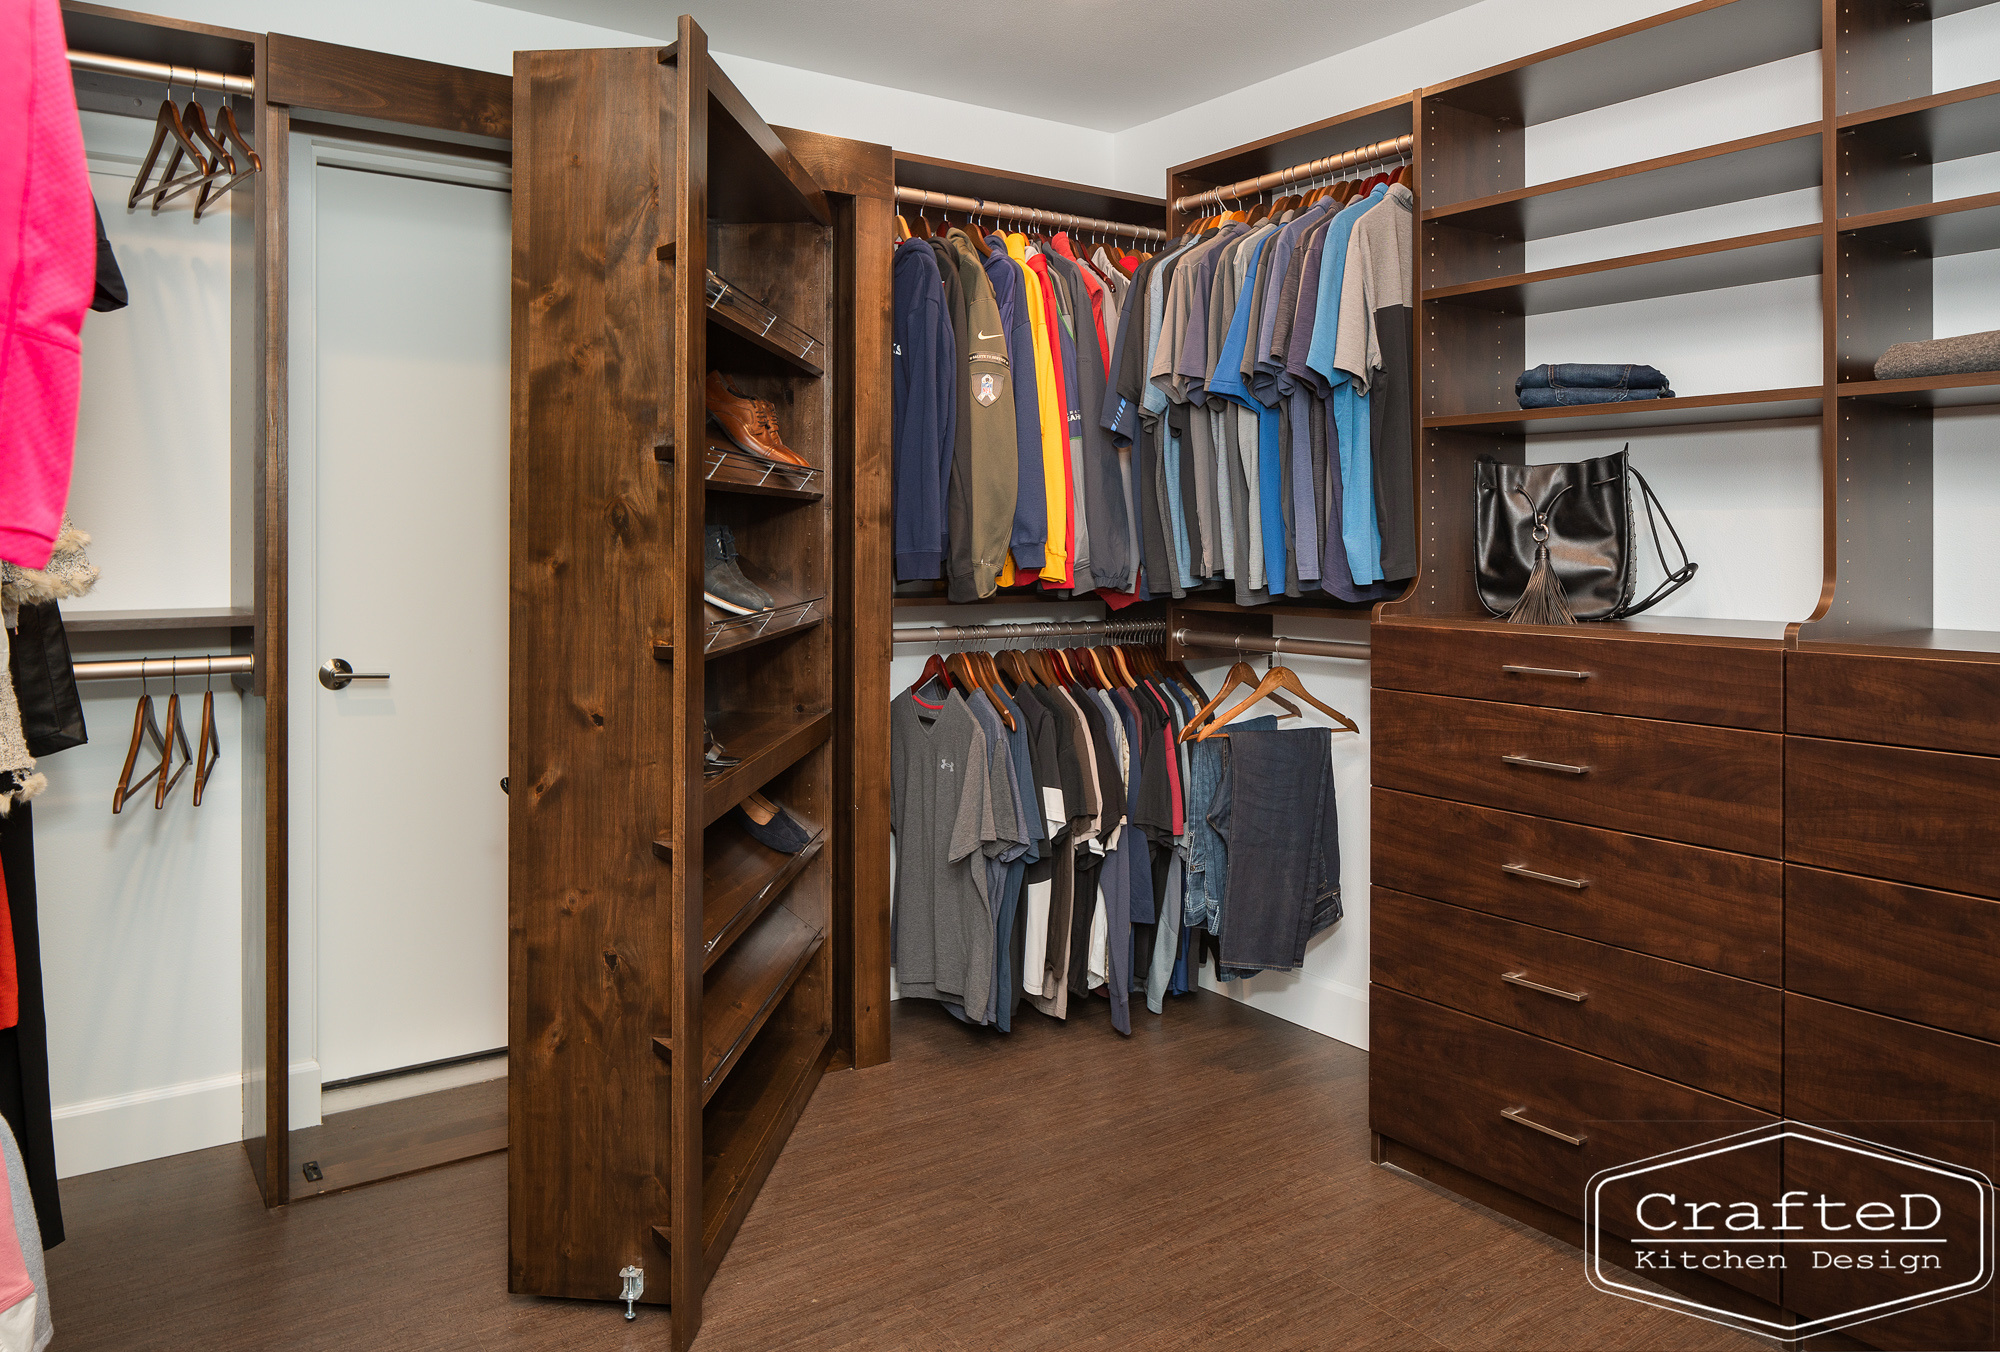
left=67, top=49, right=256, bottom=96
left=893, top=186, right=1169, bottom=244
left=1172, top=134, right=1414, bottom=213
left=72, top=655, right=255, bottom=682
left=893, top=619, right=1167, bottom=646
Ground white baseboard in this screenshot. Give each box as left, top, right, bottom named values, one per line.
left=54, top=1060, right=322, bottom=1179
left=1202, top=967, right=1370, bottom=1050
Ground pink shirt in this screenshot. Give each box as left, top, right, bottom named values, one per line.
left=0, top=0, right=96, bottom=569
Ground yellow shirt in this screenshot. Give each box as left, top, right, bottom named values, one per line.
left=1000, top=233, right=1069, bottom=588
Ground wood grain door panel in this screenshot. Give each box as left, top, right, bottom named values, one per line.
left=1373, top=690, right=1784, bottom=855
left=1372, top=789, right=1781, bottom=981
left=1787, top=737, right=2000, bottom=897
left=1374, top=622, right=1783, bottom=728
left=1373, top=888, right=1782, bottom=1109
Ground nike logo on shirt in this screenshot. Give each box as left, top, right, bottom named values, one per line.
left=977, top=331, right=1002, bottom=341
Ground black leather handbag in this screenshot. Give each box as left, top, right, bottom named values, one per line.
left=1474, top=447, right=1695, bottom=623
left=9, top=601, right=88, bottom=756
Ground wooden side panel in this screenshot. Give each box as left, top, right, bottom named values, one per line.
left=1419, top=97, right=1523, bottom=209
left=507, top=45, right=674, bottom=1306
left=1831, top=0, right=1933, bottom=118
left=265, top=33, right=511, bottom=140
left=1381, top=428, right=1521, bottom=617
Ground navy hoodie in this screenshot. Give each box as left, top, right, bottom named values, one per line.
left=893, top=239, right=955, bottom=580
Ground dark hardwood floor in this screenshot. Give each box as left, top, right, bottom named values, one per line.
left=47, top=995, right=1767, bottom=1350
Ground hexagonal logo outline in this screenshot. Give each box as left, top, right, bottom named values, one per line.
left=1584, top=1120, right=1994, bottom=1342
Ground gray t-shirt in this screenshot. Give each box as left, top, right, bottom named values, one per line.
left=891, top=688, right=997, bottom=1016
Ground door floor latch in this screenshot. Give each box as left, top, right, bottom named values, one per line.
left=618, top=1265, right=643, bottom=1320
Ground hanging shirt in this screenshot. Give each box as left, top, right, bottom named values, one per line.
left=1307, top=185, right=1389, bottom=585
left=1334, top=183, right=1418, bottom=582
left=1003, top=235, right=1072, bottom=588
left=982, top=236, right=1048, bottom=577
left=890, top=688, right=996, bottom=1018
left=891, top=240, right=954, bottom=581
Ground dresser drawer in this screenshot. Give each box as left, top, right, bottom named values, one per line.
left=1370, top=987, right=1778, bottom=1300
left=1373, top=622, right=1782, bottom=729
left=1790, top=648, right=2000, bottom=756
left=1373, top=789, right=1780, bottom=982
left=1373, top=889, right=1781, bottom=1109
left=1789, top=866, right=2000, bottom=1044
left=1788, top=737, right=2000, bottom=897
left=1786, top=994, right=2000, bottom=1351
left=1373, top=690, right=1783, bottom=856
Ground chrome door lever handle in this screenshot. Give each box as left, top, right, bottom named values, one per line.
left=318, top=658, right=391, bottom=691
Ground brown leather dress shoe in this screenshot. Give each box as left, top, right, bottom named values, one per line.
left=706, top=371, right=810, bottom=466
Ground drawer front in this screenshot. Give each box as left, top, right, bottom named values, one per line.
left=1370, top=987, right=1778, bottom=1300
left=1786, top=994, right=2000, bottom=1352
left=1790, top=648, right=2000, bottom=756
left=1373, top=623, right=1782, bottom=729
left=1373, top=690, right=1784, bottom=856
left=1373, top=888, right=1781, bottom=1109
left=1789, top=866, right=2000, bottom=1044
left=1788, top=736, right=2000, bottom=897
left=1373, top=789, right=1781, bottom=982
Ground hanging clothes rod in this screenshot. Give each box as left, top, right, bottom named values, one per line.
left=1173, top=134, right=1414, bottom=214
left=894, top=186, right=1169, bottom=244
left=72, top=655, right=254, bottom=683
left=67, top=49, right=255, bottom=97
left=887, top=618, right=1369, bottom=661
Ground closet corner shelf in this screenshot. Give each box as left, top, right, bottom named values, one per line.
left=701, top=707, right=832, bottom=827
left=1794, top=628, right=2000, bottom=664
left=700, top=1017, right=827, bottom=1279
left=1422, top=224, right=1823, bottom=315
left=1835, top=373, right=2000, bottom=409
left=701, top=903, right=823, bottom=1104
left=1425, top=387, right=1822, bottom=435
left=654, top=597, right=827, bottom=663
left=1422, top=124, right=1821, bottom=241
left=702, top=826, right=826, bottom=973
left=1836, top=77, right=2000, bottom=163
left=62, top=606, right=255, bottom=633
left=1836, top=190, right=2000, bottom=257
left=707, top=305, right=825, bottom=378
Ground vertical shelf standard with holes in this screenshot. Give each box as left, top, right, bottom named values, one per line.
left=508, top=17, right=882, bottom=1347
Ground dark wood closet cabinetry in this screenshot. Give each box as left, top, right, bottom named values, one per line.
left=507, top=18, right=887, bottom=1345
left=1368, top=1, right=2000, bottom=1346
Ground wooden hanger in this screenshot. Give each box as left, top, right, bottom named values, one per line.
left=1179, top=660, right=1300, bottom=743
left=153, top=96, right=230, bottom=216
left=193, top=658, right=222, bottom=805
left=198, top=102, right=262, bottom=222
left=895, top=214, right=912, bottom=242
left=155, top=674, right=196, bottom=808
left=997, top=649, right=1037, bottom=687
left=113, top=661, right=167, bottom=813
left=128, top=96, right=210, bottom=213
left=1198, top=663, right=1357, bottom=741
left=182, top=99, right=235, bottom=219
left=909, top=650, right=951, bottom=698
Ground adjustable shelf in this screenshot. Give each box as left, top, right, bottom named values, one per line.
left=700, top=822, right=826, bottom=972
left=1425, top=125, right=1821, bottom=242
left=653, top=598, right=827, bottom=664
left=654, top=439, right=824, bottom=500
left=1836, top=373, right=2000, bottom=409
left=1425, top=387, right=1823, bottom=435
left=698, top=1014, right=827, bottom=1280
left=701, top=707, right=833, bottom=826
left=1424, top=224, right=1823, bottom=314
left=1837, top=78, right=2000, bottom=165
left=61, top=606, right=255, bottom=633
left=707, top=305, right=825, bottom=379
left=700, top=903, right=823, bottom=1103
left=1836, top=191, right=2000, bottom=257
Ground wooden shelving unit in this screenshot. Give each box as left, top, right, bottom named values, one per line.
left=508, top=18, right=886, bottom=1346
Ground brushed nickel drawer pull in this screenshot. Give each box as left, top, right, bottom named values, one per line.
left=1502, top=1105, right=1586, bottom=1146
left=1502, top=665, right=1592, bottom=680
left=1502, top=863, right=1589, bottom=890
left=1502, top=970, right=1588, bottom=1003
left=1502, top=754, right=1589, bottom=775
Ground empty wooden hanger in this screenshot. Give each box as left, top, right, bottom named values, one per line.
left=113, top=660, right=166, bottom=813
left=1179, top=659, right=1300, bottom=743
left=152, top=96, right=231, bottom=215
left=198, top=102, right=262, bottom=221
left=193, top=656, right=222, bottom=806
left=155, top=662, right=197, bottom=807
left=1197, top=662, right=1357, bottom=741
left=128, top=95, right=210, bottom=213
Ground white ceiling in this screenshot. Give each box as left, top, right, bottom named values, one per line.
left=485, top=0, right=1486, bottom=132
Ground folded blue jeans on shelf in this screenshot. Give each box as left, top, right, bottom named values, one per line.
left=1518, top=386, right=1674, bottom=408
left=1516, top=362, right=1672, bottom=393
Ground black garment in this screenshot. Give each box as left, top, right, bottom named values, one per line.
left=1371, top=303, right=1416, bottom=581
left=1025, top=685, right=1085, bottom=836
left=90, top=204, right=127, bottom=314
left=931, top=242, right=976, bottom=602
left=0, top=806, right=60, bottom=1246
left=1012, top=688, right=1063, bottom=888
left=1278, top=400, right=1299, bottom=596
left=1045, top=251, right=1129, bottom=592
left=1068, top=851, right=1103, bottom=1000
left=1209, top=728, right=1341, bottom=973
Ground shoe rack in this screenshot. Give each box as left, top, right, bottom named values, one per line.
left=508, top=17, right=886, bottom=1344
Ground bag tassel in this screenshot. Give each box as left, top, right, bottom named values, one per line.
left=1506, top=516, right=1577, bottom=626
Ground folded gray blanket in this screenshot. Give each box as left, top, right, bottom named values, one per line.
left=1874, top=329, right=2000, bottom=380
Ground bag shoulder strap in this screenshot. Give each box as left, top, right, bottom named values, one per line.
left=1614, top=465, right=1698, bottom=618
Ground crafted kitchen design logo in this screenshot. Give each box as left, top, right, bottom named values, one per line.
left=1585, top=1122, right=1994, bottom=1342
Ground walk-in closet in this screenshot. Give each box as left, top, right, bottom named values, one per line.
left=8, top=1, right=2000, bottom=1349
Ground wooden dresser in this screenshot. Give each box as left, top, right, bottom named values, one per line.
left=1368, top=619, right=1788, bottom=1313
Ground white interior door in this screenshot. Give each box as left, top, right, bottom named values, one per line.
left=290, top=138, right=511, bottom=1110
